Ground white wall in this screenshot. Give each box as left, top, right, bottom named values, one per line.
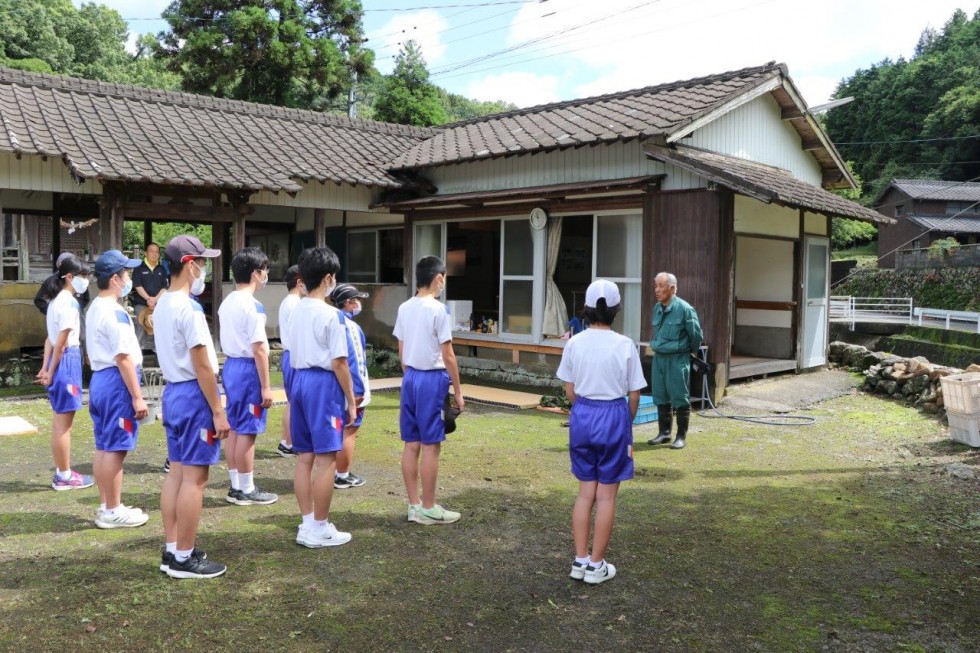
left=735, top=236, right=794, bottom=329
left=0, top=153, right=101, bottom=195
left=691, top=93, right=823, bottom=185
left=734, top=195, right=800, bottom=238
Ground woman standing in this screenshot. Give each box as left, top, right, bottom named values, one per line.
left=40, top=254, right=94, bottom=491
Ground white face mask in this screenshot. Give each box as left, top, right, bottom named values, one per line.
left=324, top=276, right=336, bottom=298
left=191, top=263, right=207, bottom=296
left=256, top=269, right=268, bottom=289
left=70, top=276, right=89, bottom=295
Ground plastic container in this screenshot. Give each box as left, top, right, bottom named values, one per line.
left=633, top=396, right=658, bottom=425
left=947, top=409, right=980, bottom=448
left=940, top=373, right=980, bottom=414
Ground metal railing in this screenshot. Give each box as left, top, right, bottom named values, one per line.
left=829, top=296, right=914, bottom=329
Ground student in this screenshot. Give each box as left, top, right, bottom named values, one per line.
left=393, top=256, right=465, bottom=525
left=35, top=253, right=92, bottom=388
left=39, top=254, right=94, bottom=491
left=556, top=279, right=646, bottom=585
left=87, top=250, right=150, bottom=528
left=276, top=265, right=303, bottom=457
left=155, top=235, right=229, bottom=579
left=286, top=247, right=357, bottom=548
left=218, top=247, right=278, bottom=507
left=330, top=283, right=371, bottom=489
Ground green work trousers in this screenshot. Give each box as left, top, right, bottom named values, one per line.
left=651, top=351, right=691, bottom=409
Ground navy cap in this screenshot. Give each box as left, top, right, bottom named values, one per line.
left=95, top=250, right=141, bottom=280
left=165, top=235, right=221, bottom=264
left=330, top=283, right=370, bottom=307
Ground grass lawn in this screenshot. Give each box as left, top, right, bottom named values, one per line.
left=1, top=380, right=978, bottom=651
left=832, top=241, right=879, bottom=267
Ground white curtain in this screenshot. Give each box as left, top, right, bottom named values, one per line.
left=542, top=216, right=569, bottom=337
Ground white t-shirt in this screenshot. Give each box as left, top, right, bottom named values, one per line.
left=86, top=295, right=143, bottom=372
left=153, top=291, right=219, bottom=383
left=46, top=290, right=81, bottom=348
left=556, top=328, right=647, bottom=400
left=218, top=289, right=268, bottom=358
left=278, top=293, right=301, bottom=351
left=287, top=297, right=348, bottom=370
left=393, top=296, right=453, bottom=371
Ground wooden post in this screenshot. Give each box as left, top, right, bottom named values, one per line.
left=99, top=185, right=115, bottom=253
left=52, top=194, right=62, bottom=267
left=229, top=191, right=250, bottom=254
left=143, top=219, right=153, bottom=251
left=314, top=208, right=326, bottom=248
left=211, top=219, right=226, bottom=344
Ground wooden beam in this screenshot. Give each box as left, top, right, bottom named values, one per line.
left=801, top=139, right=823, bottom=151
left=122, top=202, right=250, bottom=223
left=781, top=107, right=805, bottom=120
left=735, top=299, right=797, bottom=311
left=409, top=195, right=644, bottom=221
left=314, top=209, right=326, bottom=248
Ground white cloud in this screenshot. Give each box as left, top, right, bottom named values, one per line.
left=491, top=0, right=973, bottom=105
left=368, top=10, right=450, bottom=75
left=467, top=71, right=561, bottom=108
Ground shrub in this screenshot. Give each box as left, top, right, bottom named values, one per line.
left=834, top=267, right=980, bottom=311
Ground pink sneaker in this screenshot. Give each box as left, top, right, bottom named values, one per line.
left=51, top=471, right=94, bottom=491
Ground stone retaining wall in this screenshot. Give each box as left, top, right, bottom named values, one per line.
left=828, top=341, right=980, bottom=416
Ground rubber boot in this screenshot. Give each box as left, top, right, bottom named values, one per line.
left=671, top=408, right=690, bottom=449
left=647, top=405, right=673, bottom=445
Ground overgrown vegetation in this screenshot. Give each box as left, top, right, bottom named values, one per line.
left=833, top=266, right=980, bottom=311
left=825, top=9, right=980, bottom=201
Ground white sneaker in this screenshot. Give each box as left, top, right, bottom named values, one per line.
left=583, top=561, right=617, bottom=585
left=95, top=507, right=150, bottom=529
left=407, top=504, right=423, bottom=523
left=298, top=522, right=351, bottom=548
left=570, top=560, right=589, bottom=580
left=97, top=505, right=147, bottom=518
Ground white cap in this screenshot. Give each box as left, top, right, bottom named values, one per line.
left=585, top=279, right=621, bottom=308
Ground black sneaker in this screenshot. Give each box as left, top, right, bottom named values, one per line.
left=226, top=488, right=243, bottom=504
left=162, top=459, right=170, bottom=473
left=160, top=547, right=206, bottom=572
left=347, top=472, right=365, bottom=487
left=166, top=550, right=226, bottom=579
left=333, top=475, right=356, bottom=489
left=277, top=442, right=297, bottom=457
left=231, top=487, right=279, bottom=505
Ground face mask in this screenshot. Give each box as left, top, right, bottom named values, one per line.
left=257, top=270, right=268, bottom=289
left=191, top=264, right=206, bottom=296
left=118, top=277, right=133, bottom=298
left=324, top=277, right=336, bottom=298
left=343, top=308, right=361, bottom=319
left=70, top=276, right=89, bottom=295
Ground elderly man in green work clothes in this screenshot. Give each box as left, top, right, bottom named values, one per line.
left=647, top=272, right=703, bottom=450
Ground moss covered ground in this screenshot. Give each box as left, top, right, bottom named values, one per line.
left=0, top=379, right=978, bottom=652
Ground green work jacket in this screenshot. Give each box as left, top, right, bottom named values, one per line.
left=651, top=296, right=703, bottom=355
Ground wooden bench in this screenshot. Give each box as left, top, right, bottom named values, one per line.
left=914, top=307, right=980, bottom=333
left=453, top=336, right=565, bottom=364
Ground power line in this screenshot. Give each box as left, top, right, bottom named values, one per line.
left=836, top=134, right=980, bottom=145
left=364, top=1, right=545, bottom=11
left=373, top=6, right=519, bottom=53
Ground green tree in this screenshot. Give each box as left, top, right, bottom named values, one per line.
left=825, top=9, right=980, bottom=201
left=158, top=0, right=371, bottom=110
left=831, top=162, right=878, bottom=250
left=435, top=87, right=518, bottom=124
left=373, top=40, right=447, bottom=127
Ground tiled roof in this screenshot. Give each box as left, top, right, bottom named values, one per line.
left=388, top=63, right=785, bottom=171
left=887, top=179, right=980, bottom=203
left=645, top=145, right=893, bottom=224
left=0, top=67, right=437, bottom=193
left=907, top=215, right=980, bottom=234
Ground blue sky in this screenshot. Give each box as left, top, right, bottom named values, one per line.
left=84, top=0, right=974, bottom=109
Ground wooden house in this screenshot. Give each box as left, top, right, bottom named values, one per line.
left=0, top=62, right=891, bottom=397
left=875, top=179, right=980, bottom=268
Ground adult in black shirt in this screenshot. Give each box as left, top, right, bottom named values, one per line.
left=131, top=242, right=170, bottom=349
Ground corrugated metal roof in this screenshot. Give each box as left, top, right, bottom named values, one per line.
left=645, top=145, right=893, bottom=224
left=885, top=179, right=980, bottom=202
left=907, top=215, right=980, bottom=233
left=388, top=63, right=786, bottom=171
left=0, top=67, right=436, bottom=193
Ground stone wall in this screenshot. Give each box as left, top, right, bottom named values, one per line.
left=828, top=341, right=980, bottom=416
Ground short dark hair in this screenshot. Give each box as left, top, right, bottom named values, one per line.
left=416, top=255, right=446, bottom=289
left=146, top=242, right=160, bottom=251
left=285, top=265, right=300, bottom=291
left=96, top=268, right=126, bottom=290
left=583, top=298, right=620, bottom=326
left=231, top=247, right=270, bottom=284
left=298, top=247, right=340, bottom=292
left=56, top=254, right=90, bottom=279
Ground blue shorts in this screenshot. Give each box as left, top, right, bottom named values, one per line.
left=223, top=357, right=266, bottom=436
left=47, top=347, right=83, bottom=414
left=90, top=367, right=141, bottom=452
left=569, top=397, right=634, bottom=484
left=400, top=367, right=450, bottom=445
left=162, top=380, right=220, bottom=466
left=290, top=368, right=344, bottom=454
left=281, top=350, right=295, bottom=400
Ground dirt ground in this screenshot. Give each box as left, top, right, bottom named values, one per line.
left=0, top=370, right=978, bottom=652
